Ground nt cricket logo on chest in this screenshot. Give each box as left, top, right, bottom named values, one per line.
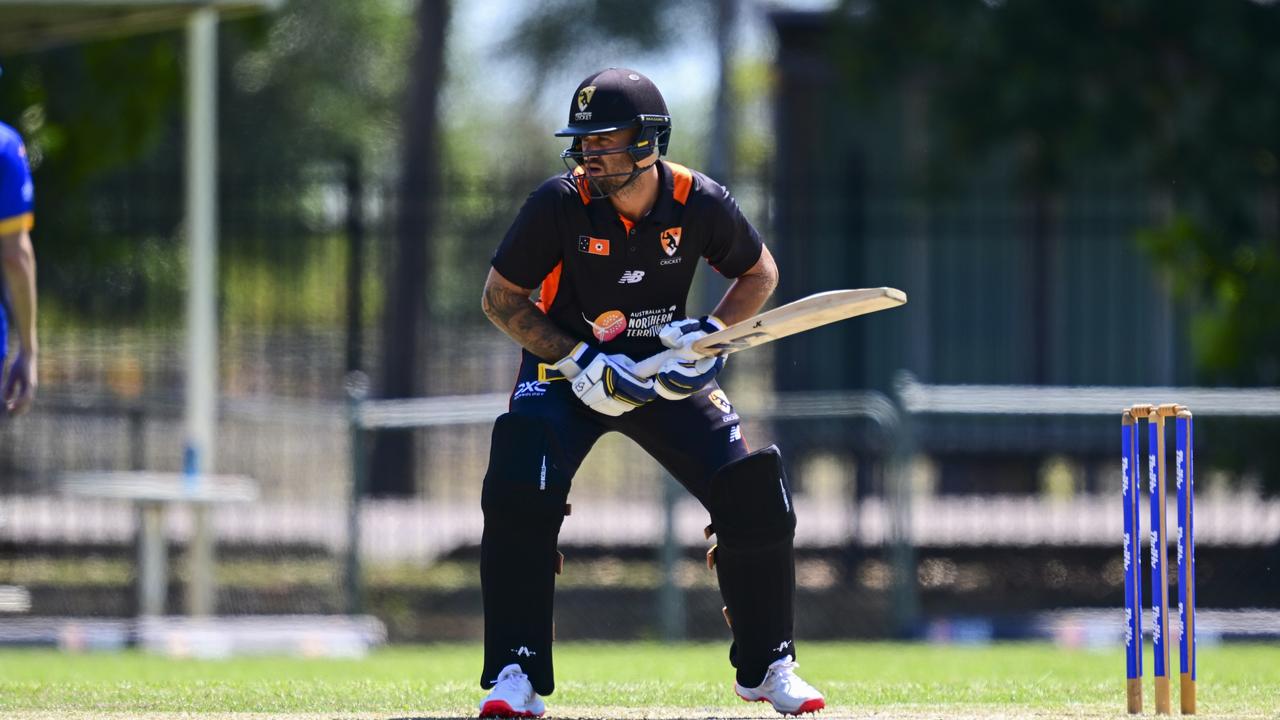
left=660, top=227, right=681, bottom=256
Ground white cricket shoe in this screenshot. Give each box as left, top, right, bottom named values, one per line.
left=734, top=655, right=826, bottom=716
left=479, top=664, right=546, bottom=718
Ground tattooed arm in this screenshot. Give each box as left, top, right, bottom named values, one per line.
left=481, top=267, right=579, bottom=362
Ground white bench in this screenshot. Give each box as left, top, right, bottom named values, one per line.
left=61, top=472, right=258, bottom=616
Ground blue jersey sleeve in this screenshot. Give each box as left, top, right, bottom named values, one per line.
left=0, top=123, right=35, bottom=234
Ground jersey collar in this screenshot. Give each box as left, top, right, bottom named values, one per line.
left=577, top=160, right=685, bottom=229
left=645, top=160, right=682, bottom=227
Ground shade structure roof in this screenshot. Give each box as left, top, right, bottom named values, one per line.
left=0, top=0, right=280, bottom=54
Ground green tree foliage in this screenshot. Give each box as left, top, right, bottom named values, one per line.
left=503, top=0, right=705, bottom=93
left=220, top=1, right=410, bottom=171
left=1, top=36, right=183, bottom=321
left=834, top=0, right=1280, bottom=385
left=0, top=36, right=179, bottom=183
left=0, top=0, right=411, bottom=323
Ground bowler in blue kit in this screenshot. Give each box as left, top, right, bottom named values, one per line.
left=0, top=117, right=39, bottom=415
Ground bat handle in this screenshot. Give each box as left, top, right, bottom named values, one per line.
left=631, top=348, right=676, bottom=379
left=539, top=347, right=686, bottom=382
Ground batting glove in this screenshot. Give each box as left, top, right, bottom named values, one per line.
left=553, top=342, right=656, bottom=417
left=657, top=315, right=726, bottom=358
left=654, top=316, right=727, bottom=400
left=655, top=355, right=725, bottom=401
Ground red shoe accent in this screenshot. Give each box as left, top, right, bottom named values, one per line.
left=479, top=699, right=542, bottom=718
left=735, top=690, right=825, bottom=716
left=790, top=697, right=825, bottom=715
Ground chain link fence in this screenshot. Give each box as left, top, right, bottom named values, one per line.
left=2, top=156, right=1277, bottom=644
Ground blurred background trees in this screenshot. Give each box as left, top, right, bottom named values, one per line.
left=1, top=0, right=1278, bottom=641
left=0, top=0, right=409, bottom=327
left=815, top=0, right=1280, bottom=490
left=831, top=0, right=1280, bottom=387
left=1, top=0, right=1277, bottom=490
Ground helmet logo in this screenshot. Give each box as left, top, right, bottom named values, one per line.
left=577, top=86, right=596, bottom=112
left=660, top=227, right=682, bottom=257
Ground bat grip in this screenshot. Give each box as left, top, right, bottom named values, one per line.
left=538, top=345, right=702, bottom=382
left=631, top=348, right=676, bottom=378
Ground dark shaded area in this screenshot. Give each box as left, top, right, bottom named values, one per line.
left=369, top=0, right=450, bottom=497
left=771, top=6, right=1280, bottom=492
left=5, top=541, right=1275, bottom=641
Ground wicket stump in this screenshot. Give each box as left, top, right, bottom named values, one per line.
left=1122, top=404, right=1196, bottom=715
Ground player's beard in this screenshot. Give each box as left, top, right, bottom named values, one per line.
left=581, top=160, right=632, bottom=196
left=589, top=171, right=631, bottom=197
left=581, top=151, right=641, bottom=195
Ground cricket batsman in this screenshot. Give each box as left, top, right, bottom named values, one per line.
left=477, top=68, right=825, bottom=718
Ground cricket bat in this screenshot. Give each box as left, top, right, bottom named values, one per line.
left=630, top=286, right=907, bottom=378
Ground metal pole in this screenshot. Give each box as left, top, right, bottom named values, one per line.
left=185, top=5, right=219, bottom=617
left=345, top=153, right=365, bottom=375
left=345, top=372, right=370, bottom=614
left=138, top=502, right=167, bottom=616
left=658, top=472, right=685, bottom=641
left=890, top=372, right=919, bottom=637
left=128, top=405, right=146, bottom=471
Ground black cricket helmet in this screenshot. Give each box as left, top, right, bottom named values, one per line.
left=556, top=68, right=671, bottom=183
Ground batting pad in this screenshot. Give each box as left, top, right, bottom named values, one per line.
left=706, top=445, right=798, bottom=688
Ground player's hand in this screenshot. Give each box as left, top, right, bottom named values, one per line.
left=655, top=354, right=724, bottom=401
left=653, top=316, right=726, bottom=400
left=3, top=350, right=37, bottom=415
left=552, top=343, right=655, bottom=417
left=657, top=315, right=726, bottom=361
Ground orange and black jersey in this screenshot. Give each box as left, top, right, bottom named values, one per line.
left=492, top=160, right=763, bottom=359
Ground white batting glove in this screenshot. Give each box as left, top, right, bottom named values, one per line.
left=655, top=355, right=725, bottom=401
left=653, top=316, right=727, bottom=401
left=552, top=343, right=656, bottom=417
left=657, top=315, right=726, bottom=361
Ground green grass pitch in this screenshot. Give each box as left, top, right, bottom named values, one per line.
left=0, top=641, right=1276, bottom=718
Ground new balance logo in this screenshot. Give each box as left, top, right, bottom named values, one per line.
left=512, top=646, right=537, bottom=657
left=618, top=270, right=645, bottom=284
left=728, top=425, right=742, bottom=443
left=772, top=640, right=792, bottom=653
